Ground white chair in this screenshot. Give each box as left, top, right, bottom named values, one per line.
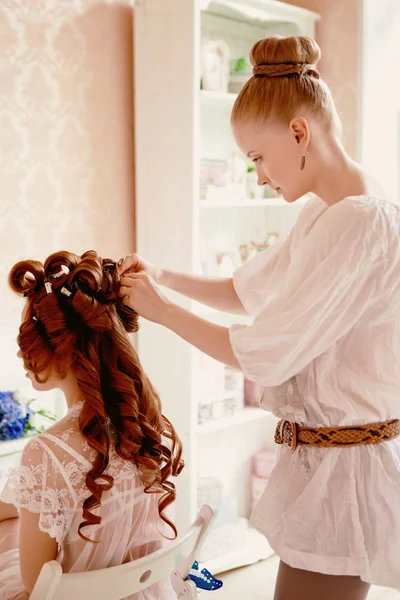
left=30, top=505, right=216, bottom=600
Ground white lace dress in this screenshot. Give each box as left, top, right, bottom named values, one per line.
left=0, top=402, right=177, bottom=599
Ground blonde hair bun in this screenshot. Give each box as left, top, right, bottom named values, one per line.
left=231, top=34, right=340, bottom=136
left=251, top=36, right=321, bottom=78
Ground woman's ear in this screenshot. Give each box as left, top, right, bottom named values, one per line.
left=290, top=117, right=310, bottom=150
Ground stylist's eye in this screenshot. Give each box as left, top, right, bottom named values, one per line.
left=253, top=157, right=262, bottom=164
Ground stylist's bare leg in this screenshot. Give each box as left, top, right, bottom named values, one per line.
left=274, top=560, right=370, bottom=600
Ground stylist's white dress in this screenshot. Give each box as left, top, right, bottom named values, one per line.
left=230, top=195, right=400, bottom=588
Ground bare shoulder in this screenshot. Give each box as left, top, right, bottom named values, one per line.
left=22, top=407, right=86, bottom=464
left=41, top=402, right=85, bottom=441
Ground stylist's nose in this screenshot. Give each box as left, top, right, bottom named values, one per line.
left=17, top=349, right=22, bottom=359
left=256, top=166, right=270, bottom=187
left=258, top=173, right=271, bottom=186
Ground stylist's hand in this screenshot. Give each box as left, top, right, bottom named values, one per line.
left=117, top=253, right=162, bottom=283
left=119, top=272, right=170, bottom=324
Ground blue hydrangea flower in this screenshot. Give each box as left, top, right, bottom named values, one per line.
left=0, top=391, right=34, bottom=441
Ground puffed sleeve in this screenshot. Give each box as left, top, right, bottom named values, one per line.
left=233, top=229, right=294, bottom=316
left=229, top=198, right=384, bottom=386
left=0, top=437, right=76, bottom=545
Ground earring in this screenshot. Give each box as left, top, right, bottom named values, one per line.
left=300, top=155, right=306, bottom=170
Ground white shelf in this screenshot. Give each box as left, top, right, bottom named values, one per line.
left=0, top=435, right=34, bottom=457
left=200, top=0, right=320, bottom=26
left=135, top=0, right=319, bottom=534
left=200, top=90, right=238, bottom=108
left=197, top=407, right=272, bottom=434
left=200, top=193, right=313, bottom=208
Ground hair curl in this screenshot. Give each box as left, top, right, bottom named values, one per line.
left=9, top=250, right=184, bottom=541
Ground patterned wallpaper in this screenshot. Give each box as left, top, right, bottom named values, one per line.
left=362, top=0, right=400, bottom=202
left=0, top=0, right=135, bottom=317
left=282, top=0, right=362, bottom=160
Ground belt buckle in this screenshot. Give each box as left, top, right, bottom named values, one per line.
left=279, top=419, right=298, bottom=452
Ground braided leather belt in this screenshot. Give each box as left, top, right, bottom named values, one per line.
left=275, top=418, right=400, bottom=452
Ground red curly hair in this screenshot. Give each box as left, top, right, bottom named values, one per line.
left=9, top=250, right=184, bottom=542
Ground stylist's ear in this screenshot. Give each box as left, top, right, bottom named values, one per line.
left=290, top=117, right=310, bottom=149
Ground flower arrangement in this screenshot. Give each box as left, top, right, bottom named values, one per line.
left=0, top=390, right=57, bottom=441
left=228, top=56, right=252, bottom=93
left=231, top=57, right=248, bottom=73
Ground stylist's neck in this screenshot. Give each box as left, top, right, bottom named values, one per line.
left=309, top=136, right=368, bottom=206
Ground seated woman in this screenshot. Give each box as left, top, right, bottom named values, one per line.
left=0, top=250, right=184, bottom=600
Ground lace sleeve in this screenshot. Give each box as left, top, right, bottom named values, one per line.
left=0, top=436, right=76, bottom=545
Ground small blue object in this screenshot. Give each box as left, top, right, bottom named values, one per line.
left=188, top=560, right=223, bottom=591
left=0, top=391, right=33, bottom=441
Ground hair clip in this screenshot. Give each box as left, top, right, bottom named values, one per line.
left=60, top=281, right=78, bottom=298
left=103, top=262, right=116, bottom=273
left=32, top=315, right=38, bottom=322
left=44, top=281, right=52, bottom=295
left=52, top=265, right=70, bottom=279
left=188, top=561, right=223, bottom=591
left=60, top=287, right=72, bottom=297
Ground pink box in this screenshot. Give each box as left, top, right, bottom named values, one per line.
left=253, top=450, right=276, bottom=478
left=225, top=368, right=244, bottom=392
left=244, top=378, right=261, bottom=407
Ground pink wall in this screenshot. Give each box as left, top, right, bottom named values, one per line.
left=282, top=0, right=363, bottom=159
left=0, top=1, right=135, bottom=316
